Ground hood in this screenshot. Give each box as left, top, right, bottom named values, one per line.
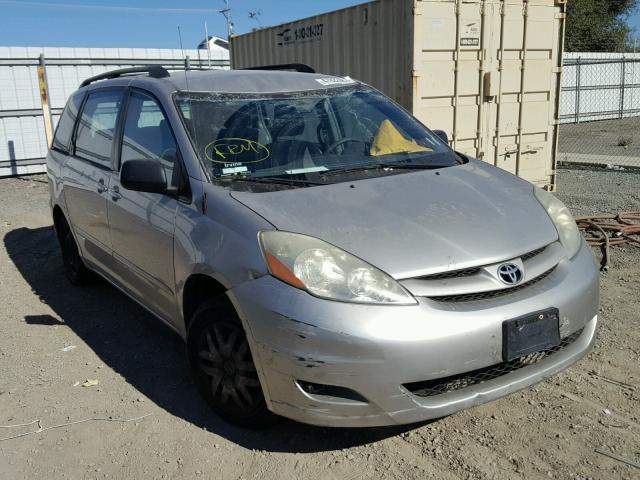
left=231, top=161, right=559, bottom=279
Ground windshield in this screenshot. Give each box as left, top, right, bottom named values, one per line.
left=175, top=85, right=462, bottom=182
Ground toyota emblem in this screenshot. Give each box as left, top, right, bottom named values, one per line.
left=497, top=263, right=523, bottom=285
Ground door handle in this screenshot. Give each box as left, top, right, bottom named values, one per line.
left=97, top=179, right=108, bottom=193
left=110, top=185, right=122, bottom=201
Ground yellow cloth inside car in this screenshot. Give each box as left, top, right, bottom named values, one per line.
left=369, top=119, right=432, bottom=156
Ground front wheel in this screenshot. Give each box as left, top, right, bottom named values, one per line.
left=187, top=298, right=277, bottom=428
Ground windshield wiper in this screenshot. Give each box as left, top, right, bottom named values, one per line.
left=222, top=175, right=326, bottom=186
left=322, top=161, right=446, bottom=177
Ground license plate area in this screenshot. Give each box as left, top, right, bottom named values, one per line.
left=502, top=308, right=560, bottom=362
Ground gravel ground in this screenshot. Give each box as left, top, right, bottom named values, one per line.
left=559, top=119, right=640, bottom=169
left=559, top=118, right=640, bottom=159
left=0, top=169, right=639, bottom=480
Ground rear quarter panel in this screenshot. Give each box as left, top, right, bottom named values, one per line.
left=47, top=149, right=69, bottom=220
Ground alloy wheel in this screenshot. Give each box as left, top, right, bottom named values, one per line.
left=197, top=321, right=262, bottom=412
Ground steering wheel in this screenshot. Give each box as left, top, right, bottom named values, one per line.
left=325, top=138, right=362, bottom=154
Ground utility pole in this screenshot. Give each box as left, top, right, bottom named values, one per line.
left=219, top=0, right=234, bottom=39
left=204, top=21, right=212, bottom=68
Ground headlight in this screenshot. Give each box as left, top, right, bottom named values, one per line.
left=259, top=231, right=416, bottom=305
left=534, top=187, right=581, bottom=258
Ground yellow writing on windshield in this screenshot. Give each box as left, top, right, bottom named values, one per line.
left=205, top=138, right=271, bottom=164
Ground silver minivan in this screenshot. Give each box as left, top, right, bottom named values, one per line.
left=47, top=65, right=599, bottom=428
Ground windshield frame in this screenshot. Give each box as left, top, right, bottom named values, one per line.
left=172, top=84, right=464, bottom=186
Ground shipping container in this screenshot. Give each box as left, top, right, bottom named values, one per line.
left=231, top=0, right=567, bottom=189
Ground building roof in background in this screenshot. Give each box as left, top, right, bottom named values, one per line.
left=197, top=36, right=229, bottom=51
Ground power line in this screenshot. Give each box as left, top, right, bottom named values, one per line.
left=248, top=10, right=263, bottom=28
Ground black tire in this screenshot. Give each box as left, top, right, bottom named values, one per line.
left=55, top=216, right=94, bottom=285
left=187, top=297, right=277, bottom=428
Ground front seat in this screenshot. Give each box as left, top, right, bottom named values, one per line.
left=269, top=105, right=319, bottom=170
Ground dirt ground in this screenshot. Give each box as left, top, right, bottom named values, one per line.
left=558, top=118, right=640, bottom=170
left=559, top=118, right=640, bottom=158
left=0, top=169, right=638, bottom=480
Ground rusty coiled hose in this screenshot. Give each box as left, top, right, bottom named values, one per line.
left=576, top=212, right=640, bottom=271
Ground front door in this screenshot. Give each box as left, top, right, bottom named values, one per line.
left=107, top=90, right=181, bottom=322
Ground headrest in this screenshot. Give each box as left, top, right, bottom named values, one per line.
left=271, top=105, right=304, bottom=138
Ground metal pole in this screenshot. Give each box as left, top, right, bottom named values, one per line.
left=451, top=0, right=461, bottom=151
left=475, top=0, right=487, bottom=160
left=620, top=57, right=626, bottom=119
left=37, top=54, right=54, bottom=148
left=220, top=0, right=234, bottom=39
left=227, top=0, right=233, bottom=38
left=494, top=1, right=507, bottom=167
left=575, top=57, right=581, bottom=124
left=184, top=55, right=191, bottom=70
left=514, top=0, right=530, bottom=178
left=204, top=21, right=212, bottom=68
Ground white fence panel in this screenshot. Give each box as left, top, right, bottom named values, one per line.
left=0, top=46, right=229, bottom=177
left=560, top=52, right=640, bottom=124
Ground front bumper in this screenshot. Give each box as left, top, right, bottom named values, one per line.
left=228, top=242, right=599, bottom=427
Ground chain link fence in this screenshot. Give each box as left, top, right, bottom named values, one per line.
left=559, top=53, right=640, bottom=171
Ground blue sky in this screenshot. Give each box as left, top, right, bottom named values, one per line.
left=0, top=0, right=364, bottom=49
left=630, top=12, right=640, bottom=37
left=0, top=0, right=638, bottom=49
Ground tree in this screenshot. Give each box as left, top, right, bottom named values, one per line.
left=565, top=0, right=638, bottom=52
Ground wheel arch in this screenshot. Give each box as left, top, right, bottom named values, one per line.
left=182, top=273, right=230, bottom=334
left=52, top=204, right=67, bottom=236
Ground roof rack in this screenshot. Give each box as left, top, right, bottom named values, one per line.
left=79, top=65, right=170, bottom=87
left=242, top=63, right=316, bottom=74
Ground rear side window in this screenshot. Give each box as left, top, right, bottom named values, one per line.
left=52, top=91, right=84, bottom=153
left=75, top=90, right=123, bottom=167
left=121, top=91, right=179, bottom=189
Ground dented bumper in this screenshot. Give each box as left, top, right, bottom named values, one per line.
left=227, top=244, right=599, bottom=427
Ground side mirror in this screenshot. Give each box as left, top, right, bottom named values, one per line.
left=433, top=130, right=449, bottom=144
left=120, top=159, right=167, bottom=194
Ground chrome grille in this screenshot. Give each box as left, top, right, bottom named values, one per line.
left=404, top=328, right=584, bottom=398
left=417, top=267, right=481, bottom=281
left=428, top=267, right=556, bottom=303
left=521, top=246, right=547, bottom=262
left=414, top=245, right=549, bottom=282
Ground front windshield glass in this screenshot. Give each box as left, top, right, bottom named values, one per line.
left=175, top=85, right=461, bottom=181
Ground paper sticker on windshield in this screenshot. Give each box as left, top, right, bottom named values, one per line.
left=205, top=138, right=270, bottom=164
left=285, top=166, right=328, bottom=174
left=222, top=165, right=248, bottom=175
left=315, top=76, right=356, bottom=86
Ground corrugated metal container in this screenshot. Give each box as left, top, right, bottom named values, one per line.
left=231, top=0, right=567, bottom=189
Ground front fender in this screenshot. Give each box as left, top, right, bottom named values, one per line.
left=172, top=180, right=274, bottom=336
